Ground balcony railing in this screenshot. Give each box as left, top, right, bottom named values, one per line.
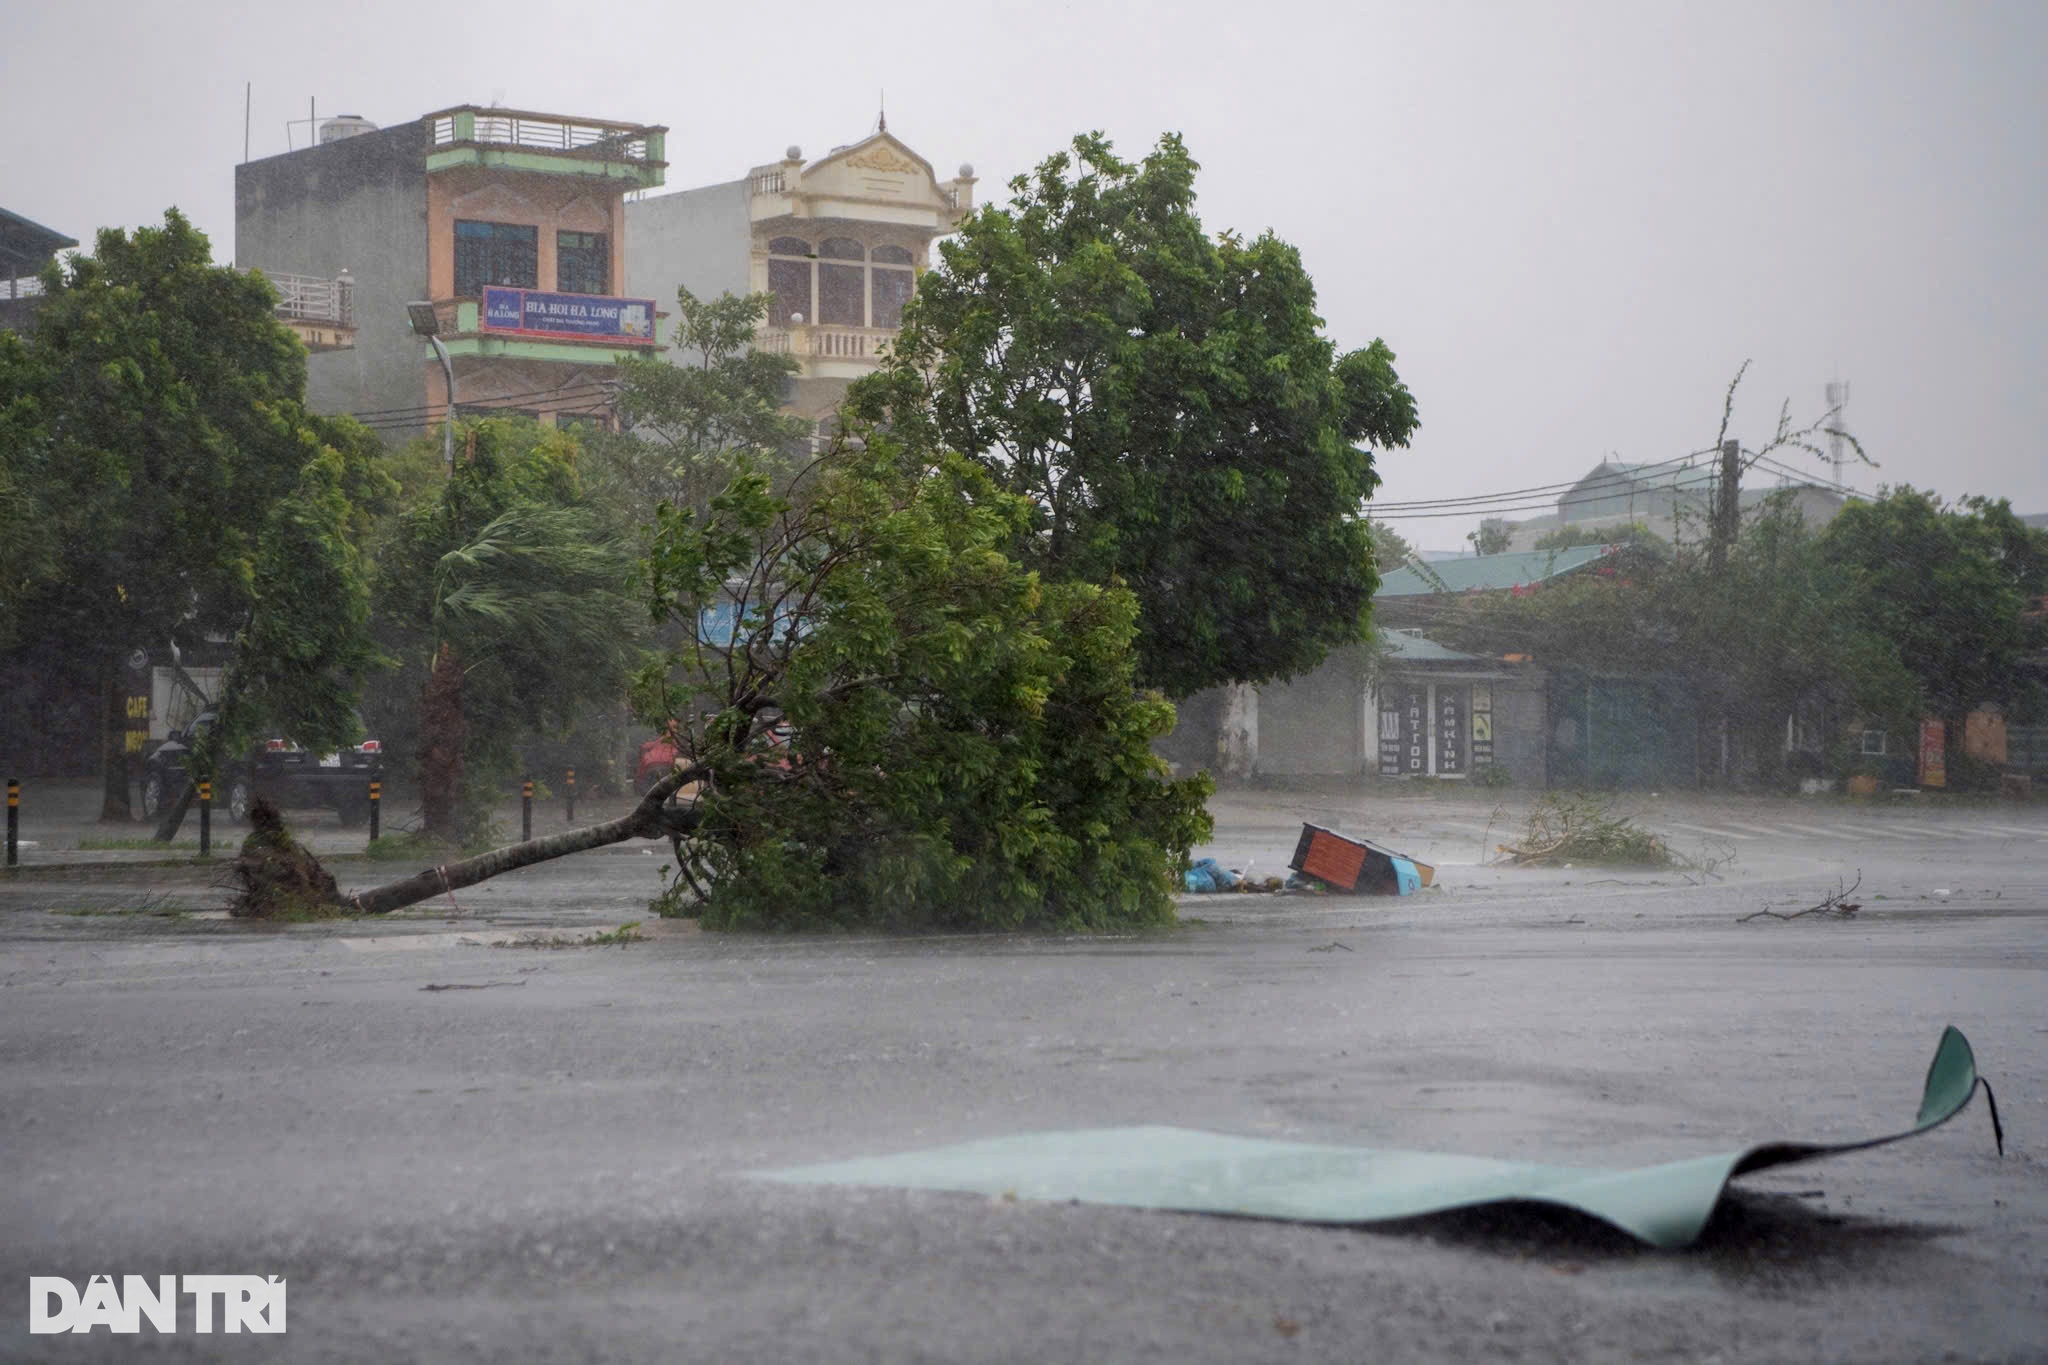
left=267, top=271, right=354, bottom=326
left=429, top=107, right=661, bottom=165
left=755, top=324, right=896, bottom=362
left=749, top=165, right=787, bottom=195
left=0, top=277, right=47, bottom=300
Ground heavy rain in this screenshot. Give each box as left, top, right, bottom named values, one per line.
left=1, top=2, right=2043, bottom=1359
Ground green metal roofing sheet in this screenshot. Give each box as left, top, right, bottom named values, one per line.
left=759, top=1027, right=2000, bottom=1249
left=1375, top=545, right=1611, bottom=598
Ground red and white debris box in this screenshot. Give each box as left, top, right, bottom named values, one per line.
left=1288, top=824, right=1433, bottom=895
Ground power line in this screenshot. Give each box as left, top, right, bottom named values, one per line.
left=348, top=388, right=617, bottom=432
left=348, top=387, right=613, bottom=428
left=342, top=379, right=615, bottom=425
left=1364, top=446, right=1720, bottom=513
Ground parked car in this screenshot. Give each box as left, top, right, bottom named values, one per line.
left=140, top=712, right=384, bottom=826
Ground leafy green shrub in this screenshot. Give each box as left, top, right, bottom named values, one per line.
left=637, top=440, right=1214, bottom=932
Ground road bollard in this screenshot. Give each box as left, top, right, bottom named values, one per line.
left=368, top=779, right=381, bottom=842
left=566, top=768, right=576, bottom=824
left=522, top=778, right=533, bottom=842
left=6, top=778, right=17, bottom=867
left=197, top=780, right=211, bottom=857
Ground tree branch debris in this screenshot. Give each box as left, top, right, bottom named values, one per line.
left=1739, top=871, right=1864, bottom=922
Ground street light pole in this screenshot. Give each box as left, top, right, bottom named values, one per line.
left=406, top=302, right=457, bottom=469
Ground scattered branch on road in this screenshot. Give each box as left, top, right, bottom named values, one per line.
left=420, top=980, right=527, bottom=992
left=1497, top=795, right=1671, bottom=867
left=1739, top=871, right=1864, bottom=922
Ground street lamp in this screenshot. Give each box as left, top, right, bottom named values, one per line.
left=406, top=301, right=456, bottom=469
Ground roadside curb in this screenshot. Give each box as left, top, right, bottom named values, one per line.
left=2, top=861, right=223, bottom=883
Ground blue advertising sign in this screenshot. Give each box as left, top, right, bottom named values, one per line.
left=481, top=287, right=657, bottom=342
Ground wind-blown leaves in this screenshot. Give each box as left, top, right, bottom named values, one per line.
left=849, top=132, right=1419, bottom=697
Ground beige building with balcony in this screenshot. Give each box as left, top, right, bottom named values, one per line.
left=626, top=128, right=974, bottom=423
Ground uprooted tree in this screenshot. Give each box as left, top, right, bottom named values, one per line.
left=324, top=431, right=1213, bottom=928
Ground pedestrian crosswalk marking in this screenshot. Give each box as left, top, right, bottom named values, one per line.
left=1660, top=821, right=1757, bottom=841
left=1719, top=821, right=1794, bottom=838
left=1769, top=821, right=1860, bottom=840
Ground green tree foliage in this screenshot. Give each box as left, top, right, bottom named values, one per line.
left=1443, top=499, right=1915, bottom=782
left=1466, top=518, right=1513, bottom=556
left=1820, top=488, right=2048, bottom=726
left=1532, top=520, right=1668, bottom=554
left=0, top=210, right=386, bottom=812
left=1366, top=521, right=1417, bottom=576
left=372, top=419, right=639, bottom=840
left=230, top=444, right=385, bottom=750
left=847, top=133, right=1419, bottom=697
left=635, top=434, right=1214, bottom=931
left=581, top=288, right=809, bottom=533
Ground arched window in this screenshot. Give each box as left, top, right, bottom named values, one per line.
left=819, top=238, right=866, bottom=259
left=766, top=237, right=814, bottom=325
left=871, top=244, right=915, bottom=328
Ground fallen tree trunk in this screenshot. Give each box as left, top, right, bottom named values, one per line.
left=343, top=765, right=707, bottom=916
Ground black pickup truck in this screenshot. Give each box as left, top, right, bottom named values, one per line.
left=140, top=712, right=384, bottom=826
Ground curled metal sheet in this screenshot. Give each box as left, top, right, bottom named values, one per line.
left=758, top=1027, right=1999, bottom=1248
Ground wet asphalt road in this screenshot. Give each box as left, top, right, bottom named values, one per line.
left=1, top=788, right=2044, bottom=1362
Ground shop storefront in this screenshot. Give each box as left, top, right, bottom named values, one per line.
left=1376, top=680, right=1497, bottom=778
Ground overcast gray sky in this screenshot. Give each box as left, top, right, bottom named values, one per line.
left=6, top=0, right=2041, bottom=548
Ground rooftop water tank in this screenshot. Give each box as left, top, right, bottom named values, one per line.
left=319, top=115, right=378, bottom=145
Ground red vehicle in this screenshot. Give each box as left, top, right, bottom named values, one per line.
left=635, top=716, right=794, bottom=790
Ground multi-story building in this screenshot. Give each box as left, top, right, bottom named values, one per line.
left=236, top=106, right=669, bottom=438
left=626, top=128, right=974, bottom=424
left=0, top=207, right=77, bottom=334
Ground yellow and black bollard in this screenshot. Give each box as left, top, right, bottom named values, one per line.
left=368, top=779, right=382, bottom=842
left=522, top=778, right=533, bottom=842
left=197, top=780, right=212, bottom=857
left=565, top=768, right=576, bottom=824
left=6, top=777, right=18, bottom=867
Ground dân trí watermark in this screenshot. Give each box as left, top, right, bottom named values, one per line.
left=29, top=1275, right=286, bottom=1334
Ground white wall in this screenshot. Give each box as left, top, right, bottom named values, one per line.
left=624, top=180, right=752, bottom=363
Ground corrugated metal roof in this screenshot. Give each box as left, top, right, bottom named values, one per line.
left=1375, top=544, right=1612, bottom=598
left=1377, top=629, right=1482, bottom=662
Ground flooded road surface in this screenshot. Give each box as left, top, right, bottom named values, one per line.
left=1, top=788, right=2043, bottom=1360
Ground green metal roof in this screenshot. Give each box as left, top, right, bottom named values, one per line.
left=1375, top=545, right=1612, bottom=598
left=1377, top=629, right=1481, bottom=662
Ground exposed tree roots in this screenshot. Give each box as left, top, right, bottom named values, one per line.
left=229, top=798, right=342, bottom=918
